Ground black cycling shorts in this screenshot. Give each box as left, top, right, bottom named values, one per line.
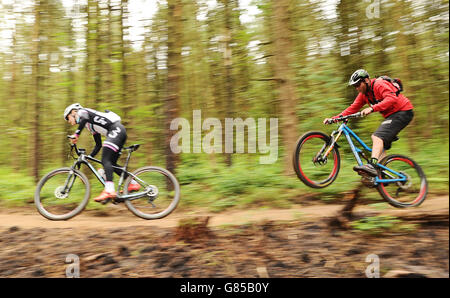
left=103, top=122, right=127, bottom=153
left=373, top=110, right=413, bottom=150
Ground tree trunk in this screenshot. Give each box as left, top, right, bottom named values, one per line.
left=271, top=0, right=299, bottom=175
left=336, top=0, right=363, bottom=106
left=165, top=0, right=183, bottom=175
left=223, top=0, right=234, bottom=167
left=10, top=31, right=20, bottom=171
left=394, top=0, right=417, bottom=153
left=31, top=0, right=43, bottom=182
left=85, top=0, right=93, bottom=105
left=94, top=0, right=101, bottom=108
left=106, top=0, right=113, bottom=103
left=119, top=0, right=129, bottom=126
left=64, top=13, right=76, bottom=165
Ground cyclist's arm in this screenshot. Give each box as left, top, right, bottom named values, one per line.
left=89, top=133, right=102, bottom=158
left=74, top=110, right=89, bottom=137
left=371, top=84, right=397, bottom=112
left=333, top=93, right=366, bottom=118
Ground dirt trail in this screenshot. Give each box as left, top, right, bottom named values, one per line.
left=0, top=195, right=448, bottom=278
left=0, top=195, right=447, bottom=230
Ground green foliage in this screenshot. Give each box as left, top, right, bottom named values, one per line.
left=0, top=168, right=36, bottom=206
left=174, top=154, right=304, bottom=212
left=350, top=215, right=400, bottom=234
left=0, top=0, right=448, bottom=213
left=351, top=215, right=418, bottom=235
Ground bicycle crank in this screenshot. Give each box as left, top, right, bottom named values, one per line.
left=100, top=197, right=121, bottom=205
left=101, top=198, right=112, bottom=205
left=357, top=171, right=376, bottom=188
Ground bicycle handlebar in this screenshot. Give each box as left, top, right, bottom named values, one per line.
left=326, top=112, right=363, bottom=124
left=67, top=135, right=83, bottom=156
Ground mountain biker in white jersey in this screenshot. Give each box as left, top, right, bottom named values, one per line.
left=64, top=103, right=140, bottom=202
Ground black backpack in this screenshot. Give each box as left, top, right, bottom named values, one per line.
left=376, top=75, right=403, bottom=96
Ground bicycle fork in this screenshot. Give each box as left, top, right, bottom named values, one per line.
left=315, top=130, right=343, bottom=163
left=59, top=169, right=77, bottom=197
left=61, top=161, right=84, bottom=196
left=324, top=130, right=343, bottom=156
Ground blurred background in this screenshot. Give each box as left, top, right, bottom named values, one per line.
left=0, top=0, right=448, bottom=211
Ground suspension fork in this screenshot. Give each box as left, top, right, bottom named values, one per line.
left=63, top=161, right=81, bottom=193
left=322, top=129, right=343, bottom=159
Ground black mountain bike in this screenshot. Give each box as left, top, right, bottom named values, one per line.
left=35, top=139, right=180, bottom=220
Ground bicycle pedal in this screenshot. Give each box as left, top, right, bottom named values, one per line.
left=356, top=170, right=367, bottom=176
left=100, top=198, right=111, bottom=205
left=113, top=197, right=124, bottom=204
left=360, top=175, right=376, bottom=188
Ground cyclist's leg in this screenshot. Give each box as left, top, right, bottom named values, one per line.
left=101, top=147, right=118, bottom=192
left=373, top=110, right=414, bottom=155
left=379, top=149, right=387, bottom=161
left=104, top=123, right=127, bottom=179
left=104, top=123, right=141, bottom=191
left=371, top=135, right=384, bottom=160
left=354, top=111, right=412, bottom=176
left=95, top=123, right=127, bottom=200
left=92, top=146, right=119, bottom=202
left=353, top=133, right=383, bottom=175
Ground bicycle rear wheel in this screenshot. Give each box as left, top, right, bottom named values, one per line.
left=124, top=166, right=180, bottom=220
left=293, top=131, right=341, bottom=188
left=377, top=154, right=428, bottom=208
left=34, top=168, right=90, bottom=220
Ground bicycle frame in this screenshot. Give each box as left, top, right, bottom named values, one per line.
left=68, top=147, right=152, bottom=202
left=327, top=122, right=407, bottom=186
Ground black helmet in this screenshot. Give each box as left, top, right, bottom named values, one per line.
left=348, top=69, right=369, bottom=86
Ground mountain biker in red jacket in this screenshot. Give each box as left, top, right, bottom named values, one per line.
left=323, top=69, right=414, bottom=176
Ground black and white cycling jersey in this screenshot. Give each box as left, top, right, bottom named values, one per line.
left=74, top=108, right=126, bottom=157
left=74, top=108, right=122, bottom=137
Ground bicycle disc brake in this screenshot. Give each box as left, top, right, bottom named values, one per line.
left=313, top=155, right=327, bottom=166
left=54, top=186, right=69, bottom=199
left=146, top=185, right=159, bottom=206
left=396, top=171, right=412, bottom=190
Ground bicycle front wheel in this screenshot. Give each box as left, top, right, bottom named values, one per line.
left=124, top=166, right=180, bottom=220
left=377, top=154, right=428, bottom=208
left=34, top=168, right=90, bottom=220
left=293, top=131, right=341, bottom=188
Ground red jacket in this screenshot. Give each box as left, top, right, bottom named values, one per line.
left=336, top=78, right=414, bottom=119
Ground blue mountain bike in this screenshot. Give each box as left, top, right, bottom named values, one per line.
left=292, top=112, right=428, bottom=208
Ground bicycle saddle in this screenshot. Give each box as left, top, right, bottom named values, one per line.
left=123, top=144, right=140, bottom=151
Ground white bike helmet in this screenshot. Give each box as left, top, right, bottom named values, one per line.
left=64, top=103, right=83, bottom=120
left=348, top=69, right=369, bottom=86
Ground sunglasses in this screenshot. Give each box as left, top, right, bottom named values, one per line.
left=353, top=81, right=363, bottom=88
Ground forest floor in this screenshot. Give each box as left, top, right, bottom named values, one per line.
left=0, top=194, right=448, bottom=278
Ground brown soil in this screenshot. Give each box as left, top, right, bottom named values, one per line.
left=0, top=195, right=448, bottom=278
